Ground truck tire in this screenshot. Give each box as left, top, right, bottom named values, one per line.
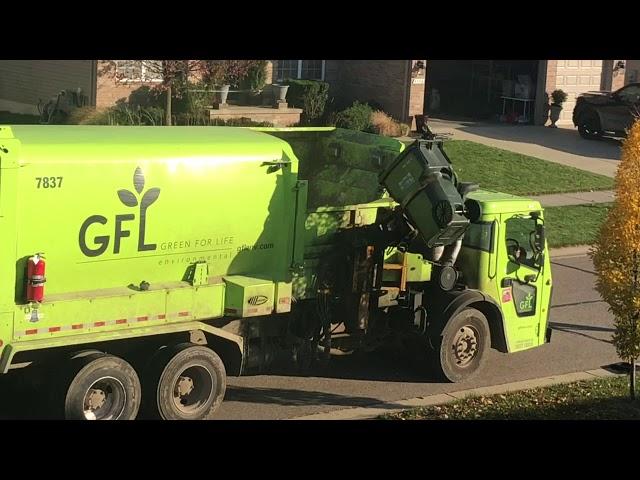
left=428, top=308, right=490, bottom=383
left=577, top=111, right=603, bottom=140
left=144, top=343, right=226, bottom=420
left=63, top=353, right=141, bottom=420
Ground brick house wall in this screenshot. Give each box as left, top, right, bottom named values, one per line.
left=625, top=60, right=640, bottom=84
left=611, top=59, right=626, bottom=91
left=408, top=60, right=426, bottom=128
left=95, top=60, right=161, bottom=109
left=267, top=60, right=424, bottom=127
left=544, top=60, right=558, bottom=93
left=328, top=60, right=411, bottom=121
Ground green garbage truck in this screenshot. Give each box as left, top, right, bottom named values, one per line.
left=0, top=124, right=552, bottom=420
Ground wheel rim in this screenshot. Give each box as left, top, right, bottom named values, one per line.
left=82, top=376, right=127, bottom=420
left=451, top=325, right=479, bottom=367
left=582, top=117, right=600, bottom=136
left=171, top=364, right=214, bottom=415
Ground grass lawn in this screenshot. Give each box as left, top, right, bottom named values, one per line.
left=0, top=111, right=40, bottom=124
left=544, top=203, right=611, bottom=248
left=382, top=376, right=640, bottom=420
left=442, top=140, right=614, bottom=196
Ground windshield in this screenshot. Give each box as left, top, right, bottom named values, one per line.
left=617, top=85, right=640, bottom=104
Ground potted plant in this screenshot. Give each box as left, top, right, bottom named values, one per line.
left=548, top=89, right=568, bottom=128
left=218, top=84, right=231, bottom=106
left=272, top=83, right=289, bottom=104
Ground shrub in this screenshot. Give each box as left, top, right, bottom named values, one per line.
left=286, top=79, right=330, bottom=125
left=366, top=100, right=385, bottom=111
left=66, top=106, right=106, bottom=125
left=177, top=116, right=274, bottom=127
left=370, top=110, right=410, bottom=137
left=184, top=82, right=217, bottom=115
left=335, top=101, right=373, bottom=132
left=127, top=86, right=163, bottom=109
left=551, top=89, right=568, bottom=105
left=123, top=85, right=192, bottom=115
left=323, top=110, right=338, bottom=127
left=77, top=105, right=165, bottom=126
left=240, top=61, right=268, bottom=92
left=175, top=112, right=212, bottom=126
left=220, top=117, right=274, bottom=127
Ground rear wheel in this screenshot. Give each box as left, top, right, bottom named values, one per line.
left=427, top=308, right=490, bottom=383
left=577, top=111, right=603, bottom=140
left=62, top=353, right=141, bottom=420
left=143, top=343, right=226, bottom=420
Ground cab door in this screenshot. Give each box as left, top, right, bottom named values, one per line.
left=498, top=213, right=547, bottom=352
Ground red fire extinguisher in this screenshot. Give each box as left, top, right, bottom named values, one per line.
left=26, top=253, right=46, bottom=303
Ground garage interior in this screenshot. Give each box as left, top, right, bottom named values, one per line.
left=424, top=60, right=541, bottom=123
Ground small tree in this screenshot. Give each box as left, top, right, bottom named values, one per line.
left=103, top=60, right=261, bottom=125
left=591, top=118, right=640, bottom=398
left=103, top=60, right=209, bottom=126
left=200, top=60, right=261, bottom=88
left=138, top=61, right=206, bottom=126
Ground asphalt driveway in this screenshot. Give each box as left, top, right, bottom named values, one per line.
left=428, top=118, right=622, bottom=178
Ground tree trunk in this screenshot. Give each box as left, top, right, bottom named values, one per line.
left=165, top=83, right=172, bottom=126
left=631, top=358, right=636, bottom=399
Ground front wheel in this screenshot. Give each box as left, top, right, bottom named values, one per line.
left=427, top=308, right=490, bottom=383
left=577, top=111, right=603, bottom=140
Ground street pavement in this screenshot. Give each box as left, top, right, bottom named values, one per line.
left=0, top=251, right=613, bottom=421
left=210, top=251, right=616, bottom=420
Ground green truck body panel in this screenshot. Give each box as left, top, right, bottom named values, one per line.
left=0, top=125, right=406, bottom=362
left=0, top=124, right=552, bottom=374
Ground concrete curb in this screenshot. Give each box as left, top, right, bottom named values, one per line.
left=549, top=245, right=591, bottom=258
left=288, top=368, right=622, bottom=420
left=533, top=190, right=614, bottom=208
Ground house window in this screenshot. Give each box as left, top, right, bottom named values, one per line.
left=115, top=60, right=163, bottom=82
left=275, top=60, right=325, bottom=81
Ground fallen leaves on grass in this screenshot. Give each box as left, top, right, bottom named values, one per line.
left=382, top=377, right=640, bottom=420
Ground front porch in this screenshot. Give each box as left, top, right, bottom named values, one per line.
left=207, top=104, right=302, bottom=127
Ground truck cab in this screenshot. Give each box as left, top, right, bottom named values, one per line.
left=458, top=191, right=552, bottom=353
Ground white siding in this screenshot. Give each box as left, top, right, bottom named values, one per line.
left=0, top=60, right=94, bottom=114
left=554, top=60, right=603, bottom=123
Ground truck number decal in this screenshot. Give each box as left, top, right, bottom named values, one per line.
left=36, top=177, right=63, bottom=189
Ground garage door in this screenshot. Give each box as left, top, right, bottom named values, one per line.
left=554, top=60, right=603, bottom=124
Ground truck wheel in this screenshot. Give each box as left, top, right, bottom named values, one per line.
left=144, top=343, right=226, bottom=420
left=63, top=353, right=141, bottom=420
left=577, top=111, right=603, bottom=140
left=428, top=308, right=490, bottom=383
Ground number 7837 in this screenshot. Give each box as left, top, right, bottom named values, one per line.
left=36, top=177, right=63, bottom=189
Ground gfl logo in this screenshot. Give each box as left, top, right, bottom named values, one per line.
left=79, top=167, right=160, bottom=257
left=519, top=293, right=534, bottom=312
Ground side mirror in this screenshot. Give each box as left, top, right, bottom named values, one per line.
left=534, top=223, right=545, bottom=253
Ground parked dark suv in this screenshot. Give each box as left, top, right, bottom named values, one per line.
left=572, top=83, right=640, bottom=139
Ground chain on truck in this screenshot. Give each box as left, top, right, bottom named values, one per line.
left=0, top=124, right=552, bottom=420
